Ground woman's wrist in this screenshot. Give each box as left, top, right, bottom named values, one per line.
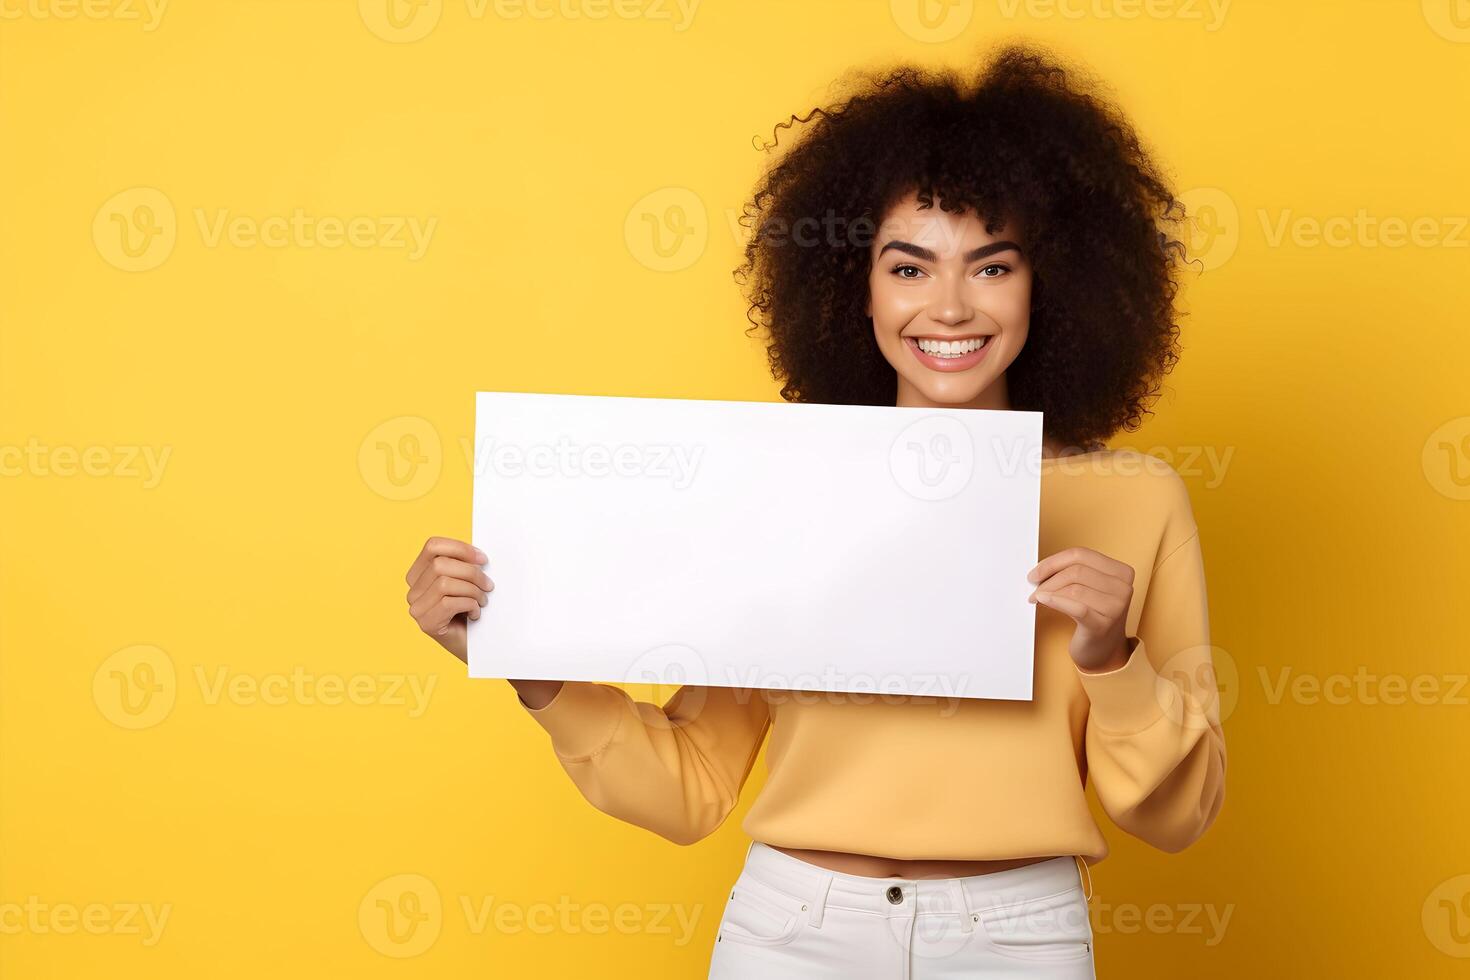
left=508, top=678, right=564, bottom=709
left=1077, top=635, right=1138, bottom=675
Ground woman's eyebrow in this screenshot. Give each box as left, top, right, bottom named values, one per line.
left=877, top=240, right=1023, bottom=262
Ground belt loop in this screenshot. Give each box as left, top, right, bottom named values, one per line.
left=954, top=877, right=977, bottom=934
left=806, top=872, right=833, bottom=928
left=1073, top=856, right=1093, bottom=902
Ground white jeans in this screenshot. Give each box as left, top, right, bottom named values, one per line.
left=707, top=842, right=1096, bottom=979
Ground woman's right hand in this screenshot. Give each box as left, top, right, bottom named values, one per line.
left=405, top=536, right=492, bottom=664
left=404, top=536, right=564, bottom=709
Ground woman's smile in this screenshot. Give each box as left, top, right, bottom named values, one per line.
left=903, top=333, right=996, bottom=372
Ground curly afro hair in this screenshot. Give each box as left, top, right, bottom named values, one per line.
left=733, top=42, right=1190, bottom=452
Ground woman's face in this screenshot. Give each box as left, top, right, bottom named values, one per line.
left=867, top=190, right=1032, bottom=409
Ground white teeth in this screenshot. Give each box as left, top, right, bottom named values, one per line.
left=915, top=336, right=989, bottom=358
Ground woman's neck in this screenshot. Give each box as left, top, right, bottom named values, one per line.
left=893, top=375, right=1089, bottom=460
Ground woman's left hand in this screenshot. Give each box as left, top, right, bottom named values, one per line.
left=1027, top=547, right=1136, bottom=673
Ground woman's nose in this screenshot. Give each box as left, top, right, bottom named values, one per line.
left=929, top=277, right=972, bottom=324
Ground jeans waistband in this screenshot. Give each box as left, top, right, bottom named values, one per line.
left=740, top=842, right=1086, bottom=932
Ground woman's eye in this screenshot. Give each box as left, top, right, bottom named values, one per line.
left=890, top=263, right=1008, bottom=280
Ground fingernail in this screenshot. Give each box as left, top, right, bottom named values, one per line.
left=474, top=549, right=488, bottom=563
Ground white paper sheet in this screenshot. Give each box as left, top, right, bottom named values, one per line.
left=468, top=391, right=1042, bottom=700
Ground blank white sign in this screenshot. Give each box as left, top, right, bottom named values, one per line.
left=468, top=392, right=1043, bottom=700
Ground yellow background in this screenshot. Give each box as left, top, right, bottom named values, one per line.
left=3, top=0, right=1469, bottom=976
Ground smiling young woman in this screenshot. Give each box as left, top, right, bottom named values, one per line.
left=404, top=42, right=1225, bottom=979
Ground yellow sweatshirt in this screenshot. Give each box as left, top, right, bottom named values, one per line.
left=517, top=449, right=1226, bottom=863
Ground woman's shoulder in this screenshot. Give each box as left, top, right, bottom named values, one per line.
left=1042, top=446, right=1178, bottom=477
left=1041, top=447, right=1197, bottom=526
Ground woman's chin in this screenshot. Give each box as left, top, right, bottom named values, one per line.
left=903, top=373, right=996, bottom=408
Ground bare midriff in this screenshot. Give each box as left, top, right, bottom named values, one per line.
left=768, top=844, right=1058, bottom=879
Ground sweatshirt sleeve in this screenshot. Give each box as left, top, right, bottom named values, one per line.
left=517, top=681, right=772, bottom=846
left=1077, top=525, right=1227, bottom=853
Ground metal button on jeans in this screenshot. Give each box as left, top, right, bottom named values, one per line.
left=885, top=885, right=903, bottom=905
